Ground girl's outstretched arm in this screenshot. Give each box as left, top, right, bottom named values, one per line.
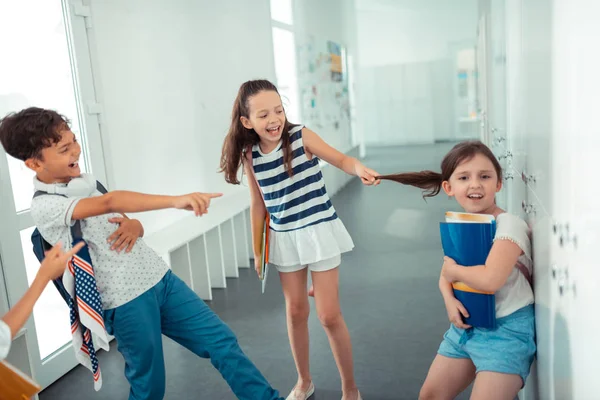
left=302, top=127, right=380, bottom=185
left=442, top=240, right=523, bottom=293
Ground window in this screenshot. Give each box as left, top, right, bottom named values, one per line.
left=0, top=1, right=91, bottom=213
left=0, top=0, right=97, bottom=360
left=270, top=0, right=293, bottom=25
left=270, top=0, right=300, bottom=123
left=0, top=2, right=105, bottom=383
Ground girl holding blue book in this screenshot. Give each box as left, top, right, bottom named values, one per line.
left=378, top=141, right=535, bottom=400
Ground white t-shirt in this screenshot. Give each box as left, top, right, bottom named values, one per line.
left=493, top=213, right=534, bottom=318
left=0, top=320, right=10, bottom=361
left=31, top=183, right=169, bottom=310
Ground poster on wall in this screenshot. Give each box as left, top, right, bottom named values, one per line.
left=328, top=41, right=343, bottom=82
left=296, top=35, right=352, bottom=148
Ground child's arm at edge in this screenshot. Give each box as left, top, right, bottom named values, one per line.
left=1, top=243, right=84, bottom=338
left=71, top=190, right=222, bottom=221
left=302, top=127, right=380, bottom=185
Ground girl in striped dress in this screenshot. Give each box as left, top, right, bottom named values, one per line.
left=220, top=80, right=379, bottom=400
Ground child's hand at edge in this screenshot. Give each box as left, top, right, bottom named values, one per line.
left=40, top=242, right=86, bottom=282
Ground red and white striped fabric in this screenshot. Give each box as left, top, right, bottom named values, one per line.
left=63, top=241, right=110, bottom=391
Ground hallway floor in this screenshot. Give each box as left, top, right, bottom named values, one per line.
left=40, top=143, right=472, bottom=400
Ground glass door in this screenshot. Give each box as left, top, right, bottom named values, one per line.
left=0, top=0, right=106, bottom=388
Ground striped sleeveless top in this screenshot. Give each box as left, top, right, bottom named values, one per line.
left=252, top=125, right=338, bottom=233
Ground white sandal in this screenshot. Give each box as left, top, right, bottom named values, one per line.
left=286, top=382, right=315, bottom=400
left=342, top=390, right=362, bottom=400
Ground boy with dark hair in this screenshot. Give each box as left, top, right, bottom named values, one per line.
left=0, top=107, right=283, bottom=400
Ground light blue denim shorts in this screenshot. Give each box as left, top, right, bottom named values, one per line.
left=438, top=304, right=536, bottom=386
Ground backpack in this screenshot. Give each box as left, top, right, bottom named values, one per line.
left=30, top=181, right=108, bottom=304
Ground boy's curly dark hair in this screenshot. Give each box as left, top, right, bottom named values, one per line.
left=0, top=107, right=71, bottom=161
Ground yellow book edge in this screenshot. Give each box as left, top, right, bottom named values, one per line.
left=259, top=214, right=270, bottom=281
left=445, top=211, right=495, bottom=223
left=452, top=281, right=494, bottom=295
left=0, top=360, right=41, bottom=400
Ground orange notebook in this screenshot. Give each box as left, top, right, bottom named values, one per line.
left=0, top=360, right=41, bottom=400
left=259, top=214, right=270, bottom=293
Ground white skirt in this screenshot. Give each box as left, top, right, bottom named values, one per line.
left=268, top=217, right=354, bottom=267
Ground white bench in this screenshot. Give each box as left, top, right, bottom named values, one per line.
left=144, top=192, right=252, bottom=301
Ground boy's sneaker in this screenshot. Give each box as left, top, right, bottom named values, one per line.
left=286, top=382, right=315, bottom=400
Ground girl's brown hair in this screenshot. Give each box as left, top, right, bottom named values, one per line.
left=220, top=79, right=296, bottom=184
left=377, top=140, right=503, bottom=198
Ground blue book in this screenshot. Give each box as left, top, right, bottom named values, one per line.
left=439, top=212, right=497, bottom=329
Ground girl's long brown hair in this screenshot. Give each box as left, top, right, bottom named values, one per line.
left=220, top=79, right=296, bottom=184
left=376, top=141, right=503, bottom=198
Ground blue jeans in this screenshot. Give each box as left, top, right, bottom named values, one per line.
left=104, top=270, right=282, bottom=400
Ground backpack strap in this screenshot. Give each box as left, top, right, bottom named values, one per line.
left=33, top=190, right=46, bottom=199
left=33, top=179, right=108, bottom=240
left=96, top=180, right=108, bottom=194
left=516, top=261, right=533, bottom=288
left=33, top=191, right=83, bottom=241
left=30, top=179, right=109, bottom=303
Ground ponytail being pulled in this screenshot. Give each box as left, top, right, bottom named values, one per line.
left=376, top=141, right=502, bottom=198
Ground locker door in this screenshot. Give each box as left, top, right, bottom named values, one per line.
left=557, top=1, right=600, bottom=398
left=520, top=0, right=557, bottom=398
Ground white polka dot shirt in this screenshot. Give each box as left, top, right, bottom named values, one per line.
left=31, top=189, right=169, bottom=310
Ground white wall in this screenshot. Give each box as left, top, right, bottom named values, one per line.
left=356, top=0, right=477, bottom=67
left=89, top=0, right=276, bottom=235
left=354, top=0, right=478, bottom=145
left=89, top=0, right=359, bottom=236
left=295, top=0, right=355, bottom=46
